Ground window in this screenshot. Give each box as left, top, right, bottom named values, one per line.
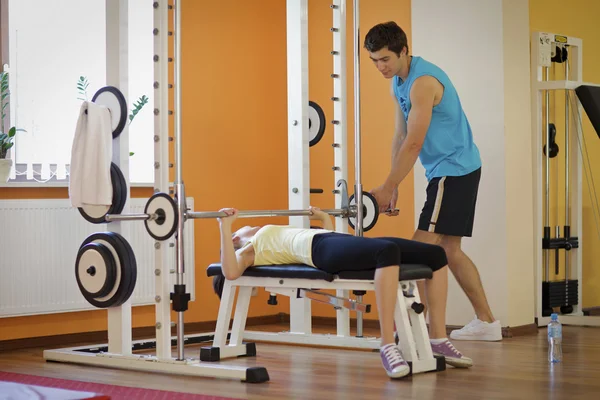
left=2, top=0, right=154, bottom=185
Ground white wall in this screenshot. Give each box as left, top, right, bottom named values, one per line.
left=411, top=0, right=508, bottom=326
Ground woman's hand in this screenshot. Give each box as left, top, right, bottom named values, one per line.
left=218, top=208, right=238, bottom=226
left=308, top=206, right=329, bottom=221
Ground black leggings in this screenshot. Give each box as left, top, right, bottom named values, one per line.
left=311, top=233, right=447, bottom=274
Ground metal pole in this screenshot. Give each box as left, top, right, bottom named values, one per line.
left=564, top=59, right=570, bottom=282
left=544, top=66, right=550, bottom=283
left=187, top=208, right=350, bottom=220
left=353, top=0, right=363, bottom=237
left=173, top=0, right=186, bottom=361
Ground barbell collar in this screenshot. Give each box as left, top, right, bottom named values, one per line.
left=105, top=213, right=158, bottom=222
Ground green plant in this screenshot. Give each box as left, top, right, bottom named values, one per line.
left=0, top=71, right=24, bottom=159
left=76, top=76, right=148, bottom=157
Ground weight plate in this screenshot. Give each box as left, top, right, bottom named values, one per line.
left=348, top=191, right=380, bottom=232
left=77, top=163, right=119, bottom=224
left=76, top=232, right=136, bottom=308
left=111, top=163, right=128, bottom=215
left=105, top=231, right=137, bottom=306
left=308, top=101, right=326, bottom=147
left=75, top=242, right=117, bottom=298
left=91, top=86, right=128, bottom=138
left=144, top=192, right=178, bottom=241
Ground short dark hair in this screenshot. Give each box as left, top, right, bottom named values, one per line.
left=364, top=21, right=409, bottom=56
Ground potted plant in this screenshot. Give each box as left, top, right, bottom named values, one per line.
left=0, top=70, right=23, bottom=182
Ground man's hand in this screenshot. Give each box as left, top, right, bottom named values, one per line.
left=385, top=187, right=400, bottom=216
left=370, top=184, right=396, bottom=214
left=218, top=208, right=238, bottom=227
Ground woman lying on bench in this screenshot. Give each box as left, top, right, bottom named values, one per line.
left=213, top=207, right=472, bottom=379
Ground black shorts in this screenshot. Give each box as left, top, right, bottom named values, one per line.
left=418, top=167, right=481, bottom=237
left=311, top=233, right=447, bottom=274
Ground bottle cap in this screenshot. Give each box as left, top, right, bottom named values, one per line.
left=551, top=313, right=558, bottom=321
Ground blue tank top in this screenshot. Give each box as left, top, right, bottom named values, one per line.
left=392, top=56, right=481, bottom=180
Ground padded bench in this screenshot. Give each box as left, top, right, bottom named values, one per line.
left=206, top=263, right=433, bottom=282
left=203, top=262, right=444, bottom=375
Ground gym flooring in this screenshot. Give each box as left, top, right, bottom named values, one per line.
left=0, top=324, right=597, bottom=399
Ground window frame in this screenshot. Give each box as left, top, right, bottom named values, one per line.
left=0, top=0, right=153, bottom=188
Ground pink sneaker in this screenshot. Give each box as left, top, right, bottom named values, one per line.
left=380, top=343, right=410, bottom=378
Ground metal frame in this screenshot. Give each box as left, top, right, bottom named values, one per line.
left=531, top=31, right=600, bottom=327
left=44, top=0, right=381, bottom=383
left=208, top=275, right=438, bottom=375
left=44, top=0, right=267, bottom=382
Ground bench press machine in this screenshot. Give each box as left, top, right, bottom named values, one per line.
left=202, top=263, right=446, bottom=375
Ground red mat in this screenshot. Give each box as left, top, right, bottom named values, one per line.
left=0, top=371, right=239, bottom=400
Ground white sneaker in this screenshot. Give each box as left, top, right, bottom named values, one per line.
left=450, top=318, right=502, bottom=341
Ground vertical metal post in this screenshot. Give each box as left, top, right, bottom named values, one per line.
left=544, top=66, right=550, bottom=282
left=105, top=0, right=132, bottom=356
left=332, top=0, right=350, bottom=338
left=286, top=0, right=312, bottom=334
left=332, top=0, right=348, bottom=235
left=564, top=59, right=570, bottom=282
left=353, top=0, right=363, bottom=237
left=152, top=0, right=172, bottom=359
left=173, top=0, right=186, bottom=361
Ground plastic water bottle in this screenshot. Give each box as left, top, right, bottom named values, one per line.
left=548, top=313, right=562, bottom=363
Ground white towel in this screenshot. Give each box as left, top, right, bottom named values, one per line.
left=69, top=101, right=113, bottom=208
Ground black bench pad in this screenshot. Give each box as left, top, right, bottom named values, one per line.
left=206, top=263, right=432, bottom=282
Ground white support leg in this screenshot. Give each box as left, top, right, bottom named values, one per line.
left=405, top=284, right=434, bottom=362
left=152, top=0, right=173, bottom=361
left=230, top=287, right=253, bottom=346
left=214, top=281, right=236, bottom=348
left=336, top=289, right=350, bottom=337
left=393, top=288, right=418, bottom=363
left=105, top=0, right=131, bottom=356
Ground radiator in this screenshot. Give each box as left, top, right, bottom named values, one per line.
left=0, top=198, right=195, bottom=318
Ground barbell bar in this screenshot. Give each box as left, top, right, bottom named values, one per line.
left=186, top=208, right=352, bottom=220
left=105, top=207, right=354, bottom=222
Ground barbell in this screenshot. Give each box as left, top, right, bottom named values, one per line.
left=84, top=172, right=397, bottom=240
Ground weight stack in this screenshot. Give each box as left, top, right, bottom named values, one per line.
left=542, top=280, right=579, bottom=316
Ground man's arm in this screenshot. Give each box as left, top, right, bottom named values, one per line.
left=390, top=83, right=407, bottom=166
left=384, top=76, right=436, bottom=190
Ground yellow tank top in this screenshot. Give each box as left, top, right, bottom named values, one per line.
left=249, top=225, right=334, bottom=267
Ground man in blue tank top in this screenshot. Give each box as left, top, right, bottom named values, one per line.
left=364, top=22, right=502, bottom=343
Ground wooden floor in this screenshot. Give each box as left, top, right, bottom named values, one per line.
left=1, top=324, right=599, bottom=400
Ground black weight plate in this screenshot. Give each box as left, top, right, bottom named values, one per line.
left=348, top=192, right=379, bottom=232
left=117, top=164, right=128, bottom=213
left=75, top=242, right=117, bottom=299
left=77, top=232, right=133, bottom=308
left=144, top=192, right=178, bottom=241
left=77, top=163, right=119, bottom=224
left=91, top=86, right=128, bottom=138
left=308, top=101, right=326, bottom=147
left=111, top=163, right=128, bottom=215
left=106, top=231, right=137, bottom=306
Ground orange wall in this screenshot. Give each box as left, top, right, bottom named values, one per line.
left=0, top=0, right=412, bottom=342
